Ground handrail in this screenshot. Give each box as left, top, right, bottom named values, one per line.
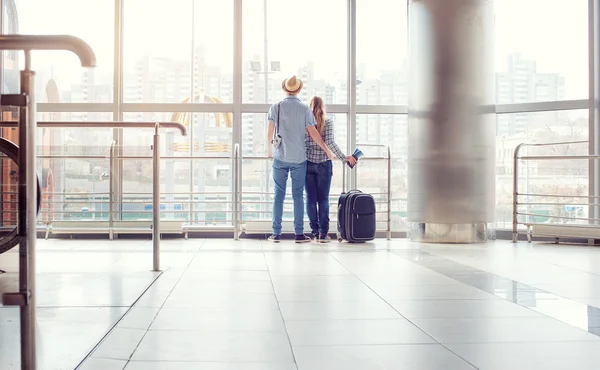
left=108, top=140, right=116, bottom=239
left=0, top=121, right=188, bottom=135
left=512, top=140, right=594, bottom=242
left=0, top=33, right=96, bottom=370
left=0, top=35, right=96, bottom=67
left=233, top=143, right=240, bottom=240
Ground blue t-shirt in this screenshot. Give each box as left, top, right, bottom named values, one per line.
left=267, top=96, right=316, bottom=164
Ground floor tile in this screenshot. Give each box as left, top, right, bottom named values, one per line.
left=78, top=358, right=127, bottom=370
left=279, top=300, right=401, bottom=320
left=286, top=319, right=435, bottom=346
left=150, top=308, right=286, bottom=332
left=117, top=307, right=160, bottom=329
left=125, top=362, right=296, bottom=370
left=370, top=284, right=499, bottom=301
left=389, top=299, right=542, bottom=319
left=411, top=317, right=600, bottom=343
left=131, top=330, right=295, bottom=362
left=294, top=344, right=476, bottom=370
left=447, top=342, right=600, bottom=370
left=92, top=328, right=147, bottom=360
left=163, top=292, right=280, bottom=310
left=180, top=270, right=272, bottom=281
left=275, top=284, right=382, bottom=302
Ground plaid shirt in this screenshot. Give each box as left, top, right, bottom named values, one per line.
left=305, top=118, right=346, bottom=163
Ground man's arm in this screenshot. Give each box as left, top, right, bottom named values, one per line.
left=267, top=121, right=275, bottom=158
left=306, top=126, right=334, bottom=160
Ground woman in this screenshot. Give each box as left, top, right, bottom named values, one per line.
left=305, top=96, right=356, bottom=242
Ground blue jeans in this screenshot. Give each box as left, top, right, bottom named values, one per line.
left=305, top=160, right=333, bottom=235
left=272, top=159, right=307, bottom=235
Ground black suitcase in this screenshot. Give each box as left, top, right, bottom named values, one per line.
left=337, top=189, right=376, bottom=243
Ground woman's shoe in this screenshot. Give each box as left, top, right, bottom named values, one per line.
left=268, top=235, right=281, bottom=243
left=318, top=234, right=331, bottom=243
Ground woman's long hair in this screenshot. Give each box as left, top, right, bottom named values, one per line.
left=310, top=96, right=326, bottom=135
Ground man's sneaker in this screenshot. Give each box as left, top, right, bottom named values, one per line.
left=295, top=234, right=312, bottom=243
left=318, top=234, right=331, bottom=243
left=310, top=232, right=319, bottom=240
left=268, top=235, right=281, bottom=243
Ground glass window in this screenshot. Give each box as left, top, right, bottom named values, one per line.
left=495, top=0, right=588, bottom=102
left=4, top=0, right=114, bottom=102
left=121, top=112, right=232, bottom=224
left=496, top=110, right=589, bottom=228
left=123, top=0, right=233, bottom=104
left=357, top=0, right=407, bottom=105
left=35, top=112, right=113, bottom=224
left=356, top=114, right=407, bottom=230
left=242, top=0, right=347, bottom=104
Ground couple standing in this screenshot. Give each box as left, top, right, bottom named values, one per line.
left=267, top=75, right=357, bottom=243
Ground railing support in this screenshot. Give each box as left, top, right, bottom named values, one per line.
left=20, top=51, right=37, bottom=370
left=152, top=123, right=161, bottom=271
left=512, top=143, right=523, bottom=242
left=109, top=140, right=116, bottom=240
left=233, top=143, right=240, bottom=240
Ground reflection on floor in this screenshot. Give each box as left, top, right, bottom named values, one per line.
left=2, top=238, right=600, bottom=369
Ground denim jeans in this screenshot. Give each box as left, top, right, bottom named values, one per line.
left=305, top=160, right=333, bottom=235
left=272, top=159, right=307, bottom=235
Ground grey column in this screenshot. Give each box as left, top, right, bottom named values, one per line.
left=407, top=0, right=495, bottom=243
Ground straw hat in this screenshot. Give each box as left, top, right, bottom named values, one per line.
left=281, top=75, right=303, bottom=94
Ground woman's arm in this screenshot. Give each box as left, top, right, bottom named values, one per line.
left=323, top=120, right=345, bottom=159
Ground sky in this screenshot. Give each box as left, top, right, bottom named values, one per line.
left=5, top=0, right=591, bottom=100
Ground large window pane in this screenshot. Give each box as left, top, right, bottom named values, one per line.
left=4, top=0, right=114, bottom=102
left=123, top=0, right=232, bottom=104
left=356, top=114, right=408, bottom=230
left=495, top=0, right=588, bottom=103
left=357, top=0, right=408, bottom=105
left=122, top=112, right=232, bottom=224
left=496, top=110, right=589, bottom=228
left=35, top=112, right=113, bottom=225
left=242, top=0, right=347, bottom=104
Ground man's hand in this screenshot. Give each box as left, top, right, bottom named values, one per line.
left=345, top=155, right=357, bottom=166
left=326, top=151, right=335, bottom=161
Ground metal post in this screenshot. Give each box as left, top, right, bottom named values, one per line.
left=152, top=123, right=160, bottom=271
left=108, top=140, right=116, bottom=239
left=233, top=0, right=243, bottom=238
left=19, top=50, right=37, bottom=370
left=233, top=143, right=239, bottom=240
left=347, top=0, right=357, bottom=191
left=387, top=145, right=391, bottom=240
left=512, top=144, right=523, bottom=242
left=263, top=0, right=269, bottom=103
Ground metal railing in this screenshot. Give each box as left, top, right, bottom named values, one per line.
left=512, top=140, right=597, bottom=242
left=0, top=33, right=97, bottom=370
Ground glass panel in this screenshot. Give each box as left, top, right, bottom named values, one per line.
left=495, top=0, right=588, bottom=103
left=4, top=0, right=114, bottom=102
left=356, top=114, right=408, bottom=230
left=123, top=0, right=233, bottom=104
left=242, top=0, right=347, bottom=104
left=34, top=112, right=113, bottom=225
left=496, top=110, right=589, bottom=228
left=121, top=112, right=232, bottom=224
left=357, top=0, right=408, bottom=105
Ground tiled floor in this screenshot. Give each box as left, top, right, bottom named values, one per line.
left=2, top=238, right=600, bottom=369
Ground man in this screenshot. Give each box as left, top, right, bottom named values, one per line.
left=267, top=75, right=332, bottom=243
